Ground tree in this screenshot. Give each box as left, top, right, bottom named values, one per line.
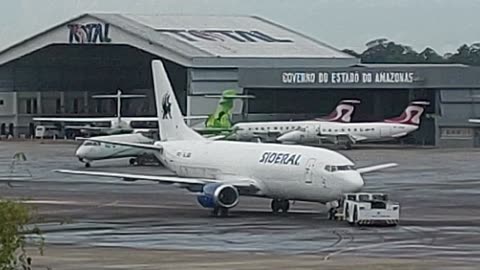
left=0, top=200, right=43, bottom=270
left=419, top=47, right=445, bottom=63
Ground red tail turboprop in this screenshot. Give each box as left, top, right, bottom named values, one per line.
left=384, top=101, right=430, bottom=125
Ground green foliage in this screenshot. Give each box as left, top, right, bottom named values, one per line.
left=0, top=200, right=43, bottom=270
left=344, top=39, right=480, bottom=66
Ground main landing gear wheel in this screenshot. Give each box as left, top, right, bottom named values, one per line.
left=212, top=207, right=229, bottom=217
left=271, top=199, right=290, bottom=214
left=85, top=162, right=91, bottom=168
left=129, top=158, right=137, bottom=165
left=344, top=142, right=353, bottom=150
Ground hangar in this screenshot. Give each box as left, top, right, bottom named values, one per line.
left=0, top=13, right=480, bottom=147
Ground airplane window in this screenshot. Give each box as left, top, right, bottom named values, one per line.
left=286, top=127, right=289, bottom=130
left=274, top=127, right=277, bottom=130
left=354, top=128, right=357, bottom=132
left=360, top=128, right=363, bottom=132
left=84, top=141, right=94, bottom=146
left=325, top=165, right=331, bottom=172
left=331, top=166, right=337, bottom=172
left=105, top=144, right=111, bottom=148
left=248, top=128, right=252, bottom=131
left=322, top=129, right=326, bottom=132
left=261, top=127, right=265, bottom=130
left=280, top=127, right=283, bottom=130
left=255, top=127, right=259, bottom=130
left=348, top=128, right=351, bottom=132
left=341, top=129, right=345, bottom=132
left=337, top=165, right=355, bottom=171
left=334, top=129, right=338, bottom=132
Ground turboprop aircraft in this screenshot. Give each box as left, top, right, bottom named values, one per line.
left=276, top=101, right=430, bottom=149
left=73, top=89, right=251, bottom=167
left=56, top=60, right=397, bottom=217
left=75, top=132, right=157, bottom=168
left=33, top=89, right=158, bottom=135
left=231, top=99, right=361, bottom=142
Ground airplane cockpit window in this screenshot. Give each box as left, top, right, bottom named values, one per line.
left=325, top=165, right=355, bottom=172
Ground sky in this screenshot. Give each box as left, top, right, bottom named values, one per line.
left=1, top=0, right=479, bottom=54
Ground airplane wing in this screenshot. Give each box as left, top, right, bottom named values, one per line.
left=468, top=119, right=480, bottom=123
left=79, top=137, right=162, bottom=151
left=55, top=170, right=261, bottom=193
left=122, top=117, right=161, bottom=122
left=391, top=132, right=408, bottom=138
left=356, top=163, right=398, bottom=174
left=194, top=127, right=233, bottom=134
left=33, top=117, right=114, bottom=122
left=65, top=125, right=115, bottom=131
left=318, top=133, right=367, bottom=143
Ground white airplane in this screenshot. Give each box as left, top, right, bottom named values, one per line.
left=276, top=101, right=430, bottom=148
left=232, top=99, right=360, bottom=142
left=75, top=132, right=157, bottom=168
left=56, top=60, right=397, bottom=217
left=34, top=89, right=158, bottom=135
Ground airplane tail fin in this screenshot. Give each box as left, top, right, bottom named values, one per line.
left=315, top=99, right=360, bottom=122
left=152, top=60, right=205, bottom=141
left=384, top=101, right=430, bottom=125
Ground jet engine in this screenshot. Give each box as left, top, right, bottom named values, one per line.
left=197, top=183, right=239, bottom=209
left=277, top=125, right=319, bottom=143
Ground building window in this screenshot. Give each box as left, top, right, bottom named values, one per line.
left=440, top=127, right=473, bottom=139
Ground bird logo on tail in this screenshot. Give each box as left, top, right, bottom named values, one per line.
left=162, top=93, right=172, bottom=119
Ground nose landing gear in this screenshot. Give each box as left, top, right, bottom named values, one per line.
left=271, top=199, right=290, bottom=214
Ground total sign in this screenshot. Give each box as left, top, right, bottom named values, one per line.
left=67, top=23, right=112, bottom=44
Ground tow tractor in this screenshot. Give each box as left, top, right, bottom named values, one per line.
left=329, top=192, right=400, bottom=226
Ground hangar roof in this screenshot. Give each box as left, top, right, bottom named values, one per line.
left=0, top=13, right=358, bottom=68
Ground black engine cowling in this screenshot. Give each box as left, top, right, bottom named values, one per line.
left=197, top=183, right=239, bottom=209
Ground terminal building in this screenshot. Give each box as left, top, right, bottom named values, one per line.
left=0, top=13, right=480, bottom=147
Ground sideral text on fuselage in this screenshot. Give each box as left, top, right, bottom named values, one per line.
left=259, top=152, right=302, bottom=166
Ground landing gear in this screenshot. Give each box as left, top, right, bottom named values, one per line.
left=344, top=141, right=352, bottom=150
left=85, top=162, right=91, bottom=168
left=129, top=158, right=136, bottom=165
left=211, top=206, right=229, bottom=217
left=271, top=199, right=290, bottom=214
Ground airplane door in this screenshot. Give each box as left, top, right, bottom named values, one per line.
left=304, top=158, right=316, bottom=184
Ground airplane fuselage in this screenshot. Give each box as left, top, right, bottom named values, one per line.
left=76, top=133, right=154, bottom=162
left=234, top=121, right=321, bottom=141
left=235, top=120, right=418, bottom=144
left=154, top=140, right=364, bottom=203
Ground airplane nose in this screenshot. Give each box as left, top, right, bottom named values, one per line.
left=343, top=172, right=364, bottom=193
left=75, top=146, right=86, bottom=158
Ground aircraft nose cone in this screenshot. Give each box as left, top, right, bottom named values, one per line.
left=75, top=146, right=86, bottom=158
left=343, top=172, right=364, bottom=193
